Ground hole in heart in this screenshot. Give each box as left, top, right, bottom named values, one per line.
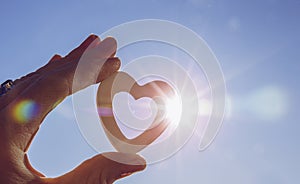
left=113, top=92, right=157, bottom=132
left=128, top=97, right=153, bottom=120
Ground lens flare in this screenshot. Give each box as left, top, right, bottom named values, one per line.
left=13, top=100, right=38, bottom=123
left=199, top=99, right=212, bottom=116
left=225, top=96, right=233, bottom=119
left=228, top=86, right=288, bottom=122
left=246, top=86, right=288, bottom=121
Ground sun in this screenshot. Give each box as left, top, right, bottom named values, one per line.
left=164, top=93, right=182, bottom=127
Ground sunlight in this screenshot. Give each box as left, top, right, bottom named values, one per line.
left=164, top=93, right=182, bottom=127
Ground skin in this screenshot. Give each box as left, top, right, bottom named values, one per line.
left=0, top=35, right=146, bottom=184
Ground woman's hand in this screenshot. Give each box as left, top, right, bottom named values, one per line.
left=0, top=35, right=146, bottom=184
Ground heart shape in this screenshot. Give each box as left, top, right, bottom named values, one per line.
left=97, top=71, right=174, bottom=153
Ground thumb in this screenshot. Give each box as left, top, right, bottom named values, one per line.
left=101, top=152, right=147, bottom=181
left=46, top=152, right=146, bottom=184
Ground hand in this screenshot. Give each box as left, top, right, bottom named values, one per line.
left=0, top=35, right=146, bottom=184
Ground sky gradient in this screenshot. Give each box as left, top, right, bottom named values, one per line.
left=1, top=0, right=299, bottom=183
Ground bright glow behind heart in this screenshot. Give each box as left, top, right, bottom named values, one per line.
left=164, top=93, right=182, bottom=128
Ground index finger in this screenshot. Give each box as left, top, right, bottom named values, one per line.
left=5, top=36, right=119, bottom=151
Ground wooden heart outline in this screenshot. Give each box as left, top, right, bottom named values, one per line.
left=97, top=71, right=174, bottom=153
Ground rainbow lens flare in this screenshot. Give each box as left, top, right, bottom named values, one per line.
left=13, top=100, right=38, bottom=123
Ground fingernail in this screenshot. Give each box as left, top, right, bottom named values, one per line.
left=103, top=37, right=117, bottom=48
left=89, top=34, right=98, bottom=39
left=95, top=37, right=117, bottom=57
left=129, top=156, right=146, bottom=166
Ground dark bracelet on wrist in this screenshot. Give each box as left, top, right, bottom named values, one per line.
left=0, top=80, right=14, bottom=96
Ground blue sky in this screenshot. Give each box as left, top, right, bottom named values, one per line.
left=1, top=0, right=299, bottom=183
